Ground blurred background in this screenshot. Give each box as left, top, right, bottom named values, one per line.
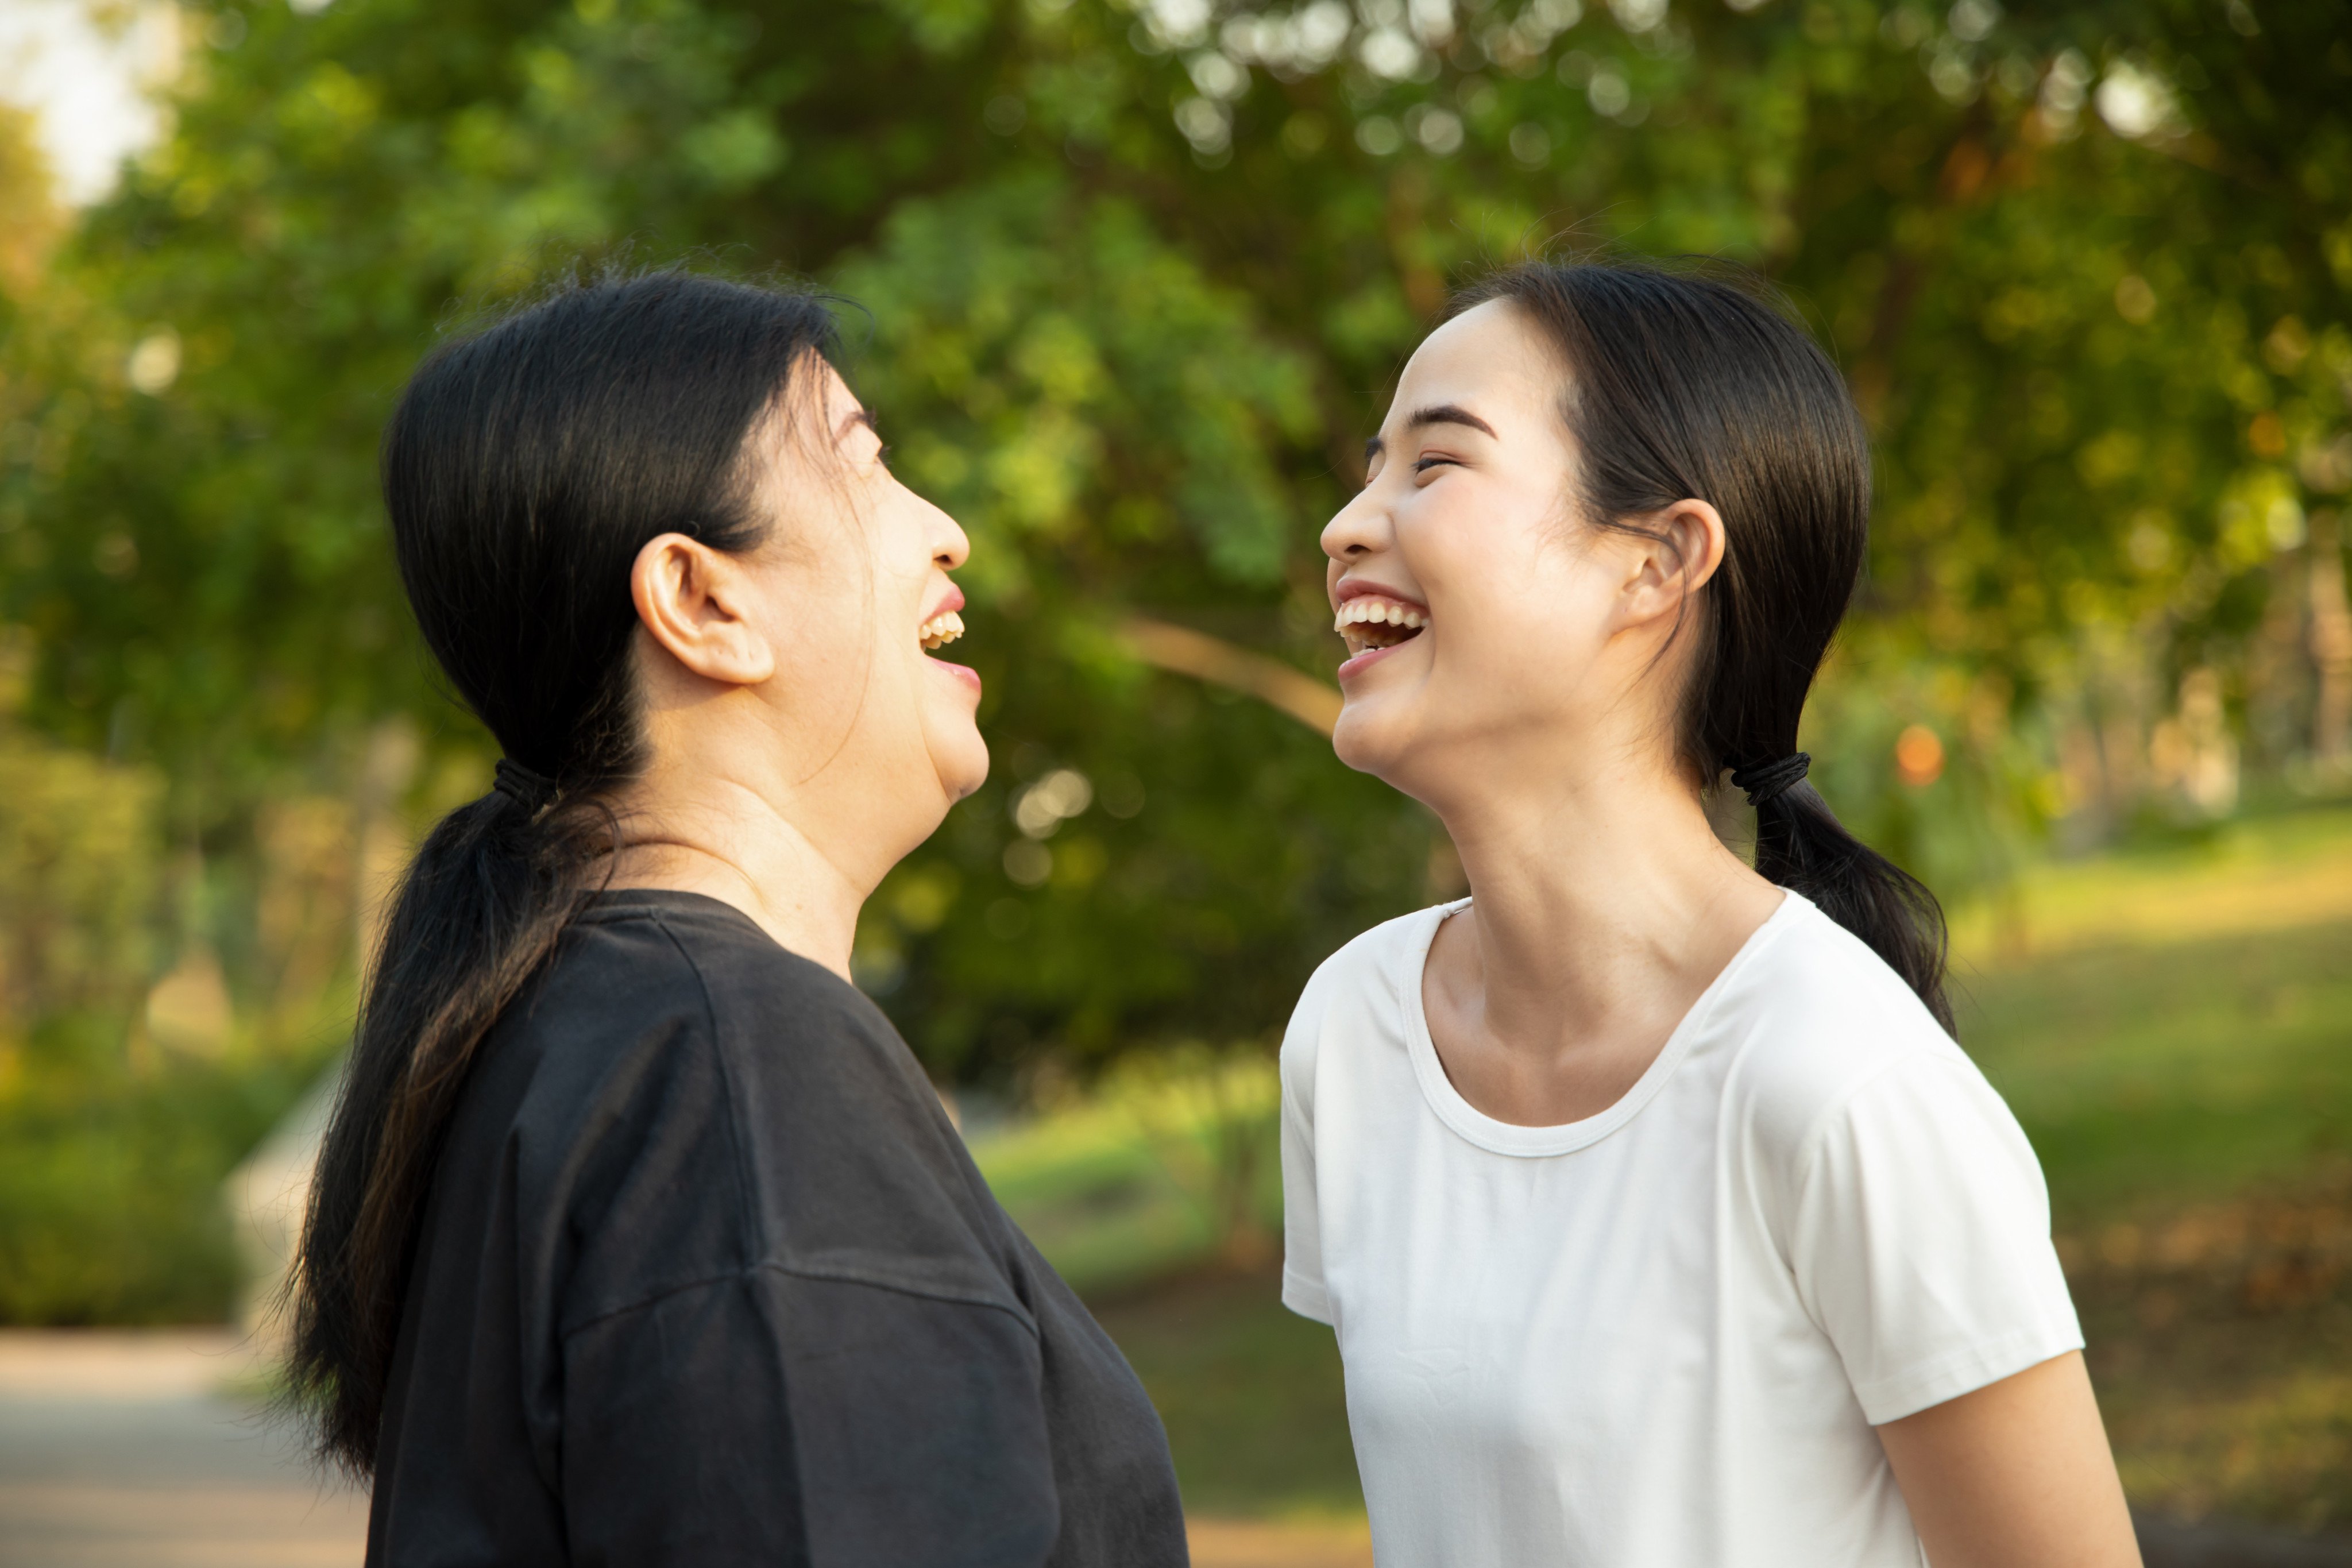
left=0, top=0, right=2347, bottom=1561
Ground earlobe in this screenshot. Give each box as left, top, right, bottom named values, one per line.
left=629, top=532, right=778, bottom=687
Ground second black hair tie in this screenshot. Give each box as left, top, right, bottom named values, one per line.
left=1731, top=753, right=1811, bottom=808
left=493, top=758, right=559, bottom=816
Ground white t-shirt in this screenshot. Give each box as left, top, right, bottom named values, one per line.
left=1280, top=892, right=2082, bottom=1568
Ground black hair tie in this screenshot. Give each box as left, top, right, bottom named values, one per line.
left=1731, top=752, right=1811, bottom=808
left=492, top=758, right=559, bottom=816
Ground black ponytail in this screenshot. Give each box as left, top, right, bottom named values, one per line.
left=1456, top=260, right=1955, bottom=1034
left=288, top=270, right=841, bottom=1473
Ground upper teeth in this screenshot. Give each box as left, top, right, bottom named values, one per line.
left=1334, top=598, right=1427, bottom=631
left=921, top=611, right=965, bottom=650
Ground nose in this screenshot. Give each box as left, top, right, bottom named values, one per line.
left=1321, top=482, right=1389, bottom=565
left=928, top=496, right=971, bottom=572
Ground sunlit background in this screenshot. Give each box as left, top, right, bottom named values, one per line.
left=0, top=0, right=2347, bottom=1562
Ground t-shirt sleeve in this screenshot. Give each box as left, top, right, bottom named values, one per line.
left=1786, top=1050, right=2083, bottom=1425
left=1279, top=985, right=1334, bottom=1326
left=558, top=1269, right=1062, bottom=1567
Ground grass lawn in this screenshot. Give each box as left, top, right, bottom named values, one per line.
left=970, top=1055, right=1281, bottom=1296
left=1953, top=804, right=2352, bottom=1230
left=1089, top=1269, right=1362, bottom=1520
left=986, top=803, right=2352, bottom=1531
left=1953, top=806, right=2352, bottom=1531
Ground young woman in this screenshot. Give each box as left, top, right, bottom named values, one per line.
left=1280, top=261, right=2140, bottom=1568
left=289, top=272, right=1188, bottom=1566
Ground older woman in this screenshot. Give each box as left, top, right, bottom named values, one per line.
left=291, top=272, right=1188, bottom=1567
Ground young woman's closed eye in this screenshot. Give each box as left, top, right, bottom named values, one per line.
left=1280, top=260, right=2140, bottom=1568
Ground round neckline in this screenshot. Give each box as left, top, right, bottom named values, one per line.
left=1401, top=890, right=1803, bottom=1158
left=581, top=885, right=765, bottom=928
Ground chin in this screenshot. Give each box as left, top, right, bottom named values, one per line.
left=926, top=726, right=991, bottom=804
left=1331, top=698, right=1415, bottom=783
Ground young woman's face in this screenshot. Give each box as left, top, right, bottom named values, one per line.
left=1320, top=300, right=1677, bottom=802
left=736, top=361, right=988, bottom=828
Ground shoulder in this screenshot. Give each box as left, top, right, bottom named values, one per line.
left=602, top=895, right=1029, bottom=1306
left=1717, top=896, right=1982, bottom=1168
left=570, top=889, right=970, bottom=1158
left=490, top=898, right=727, bottom=1131
left=1289, top=899, right=1458, bottom=1032
left=502, top=892, right=899, bottom=1141
left=508, top=894, right=1022, bottom=1318
left=1280, top=901, right=1456, bottom=1090
left=559, top=891, right=928, bottom=1117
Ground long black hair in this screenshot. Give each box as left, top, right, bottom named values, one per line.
left=288, top=270, right=842, bottom=1473
left=1456, top=260, right=1954, bottom=1033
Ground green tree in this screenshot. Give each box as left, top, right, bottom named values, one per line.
left=3, top=0, right=2346, bottom=1094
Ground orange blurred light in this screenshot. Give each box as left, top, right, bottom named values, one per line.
left=2249, top=411, right=2287, bottom=458
left=1895, top=724, right=1946, bottom=787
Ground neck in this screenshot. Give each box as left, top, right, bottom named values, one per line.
left=1423, top=739, right=1779, bottom=1063
left=604, top=767, right=874, bottom=982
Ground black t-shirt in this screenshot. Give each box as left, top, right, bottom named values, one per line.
left=367, top=889, right=1189, bottom=1567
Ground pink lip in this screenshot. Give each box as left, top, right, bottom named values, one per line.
left=1336, top=640, right=1415, bottom=682
left=930, top=659, right=982, bottom=696
left=1330, top=578, right=1429, bottom=615
left=924, top=585, right=967, bottom=623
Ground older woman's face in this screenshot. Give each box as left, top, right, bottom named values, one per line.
left=733, top=362, right=988, bottom=847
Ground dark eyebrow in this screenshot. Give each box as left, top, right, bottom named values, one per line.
left=1364, top=403, right=1500, bottom=462
left=837, top=406, right=878, bottom=442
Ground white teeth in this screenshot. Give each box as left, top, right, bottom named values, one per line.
left=1333, top=597, right=1428, bottom=634
left=920, top=610, right=965, bottom=650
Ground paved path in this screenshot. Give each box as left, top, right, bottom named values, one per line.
left=0, top=1332, right=366, bottom=1568
left=0, top=1331, right=1374, bottom=1568
left=19, top=1331, right=2331, bottom=1568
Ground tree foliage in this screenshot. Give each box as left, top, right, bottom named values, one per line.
left=1, top=0, right=2346, bottom=1088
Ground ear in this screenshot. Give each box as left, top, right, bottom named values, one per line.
left=1615, top=499, right=1727, bottom=631
left=630, top=532, right=777, bottom=686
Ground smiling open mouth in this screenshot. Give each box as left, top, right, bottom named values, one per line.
left=1334, top=596, right=1427, bottom=658
left=920, top=611, right=965, bottom=651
